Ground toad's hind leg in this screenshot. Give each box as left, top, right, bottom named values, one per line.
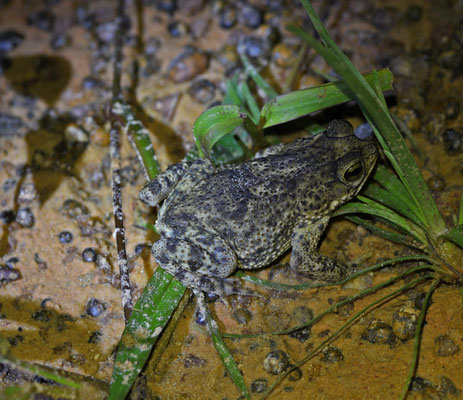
left=152, top=235, right=244, bottom=297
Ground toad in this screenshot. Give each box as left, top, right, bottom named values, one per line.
left=139, top=120, right=378, bottom=298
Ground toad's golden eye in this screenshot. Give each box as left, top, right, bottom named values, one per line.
left=343, top=162, right=363, bottom=182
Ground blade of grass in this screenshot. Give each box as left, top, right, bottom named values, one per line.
left=459, top=192, right=463, bottom=226
left=335, top=199, right=427, bottom=245
left=345, top=215, right=424, bottom=249
left=199, top=294, right=250, bottom=399
left=443, top=226, right=463, bottom=248
left=239, top=52, right=278, bottom=99
left=363, top=184, right=425, bottom=227
left=108, top=274, right=185, bottom=400
left=261, top=69, right=392, bottom=128
left=290, top=2, right=446, bottom=236
left=399, top=280, right=440, bottom=400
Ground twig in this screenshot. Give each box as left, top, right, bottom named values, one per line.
left=109, top=0, right=133, bottom=323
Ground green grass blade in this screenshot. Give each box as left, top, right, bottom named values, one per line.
left=193, top=105, right=249, bottom=158
left=108, top=270, right=185, bottom=400
left=363, top=184, right=424, bottom=227
left=346, top=215, right=423, bottom=249
left=459, top=192, right=463, bottom=226
left=291, top=1, right=446, bottom=236
left=443, top=226, right=463, bottom=248
left=399, top=280, right=440, bottom=400
left=239, top=81, right=261, bottom=124
left=261, top=69, right=392, bottom=128
left=201, top=295, right=250, bottom=399
left=336, top=200, right=427, bottom=245
left=240, top=52, right=278, bottom=99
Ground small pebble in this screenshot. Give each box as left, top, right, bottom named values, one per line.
left=219, top=6, right=237, bottom=29
left=237, top=4, right=262, bottom=29
left=58, top=231, right=73, bottom=244
left=18, top=182, right=37, bottom=204
left=156, top=0, right=177, bottom=15
left=88, top=331, right=102, bottom=344
left=242, top=36, right=269, bottom=59
left=167, top=20, right=189, bottom=37
left=27, top=9, right=56, bottom=32
left=427, top=175, right=445, bottom=191
left=0, top=29, right=24, bottom=53
left=287, top=366, right=302, bottom=381
left=0, top=265, right=21, bottom=286
left=82, top=76, right=104, bottom=90
left=434, top=334, right=460, bottom=357
left=442, top=128, right=462, bottom=153
left=0, top=210, right=15, bottom=224
left=444, top=102, right=460, bottom=120
left=31, top=309, right=51, bottom=322
left=61, top=199, right=90, bottom=218
left=439, top=376, right=461, bottom=396
left=86, top=298, right=106, bottom=317
left=391, top=306, right=418, bottom=340
left=0, top=112, right=24, bottom=137
left=232, top=308, right=252, bottom=324
left=168, top=47, right=209, bottom=83
left=321, top=346, right=344, bottom=363
left=50, top=33, right=71, bottom=50
left=187, top=78, right=216, bottom=104
left=410, top=376, right=433, bottom=392
left=251, top=378, right=268, bottom=393
left=16, top=207, right=35, bottom=228
left=361, top=320, right=396, bottom=344
left=263, top=350, right=290, bottom=375
left=423, top=113, right=446, bottom=144
left=82, top=247, right=97, bottom=263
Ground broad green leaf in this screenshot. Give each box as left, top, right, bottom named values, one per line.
left=193, top=105, right=249, bottom=158
left=261, top=69, right=392, bottom=128
left=108, top=269, right=185, bottom=400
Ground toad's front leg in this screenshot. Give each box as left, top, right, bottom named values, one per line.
left=290, top=215, right=350, bottom=282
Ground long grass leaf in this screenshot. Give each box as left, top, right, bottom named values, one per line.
left=399, top=280, right=440, bottom=400
left=291, top=2, right=446, bottom=236
left=108, top=272, right=185, bottom=400
left=346, top=215, right=424, bottom=249
left=443, top=226, right=463, bottom=248
left=336, top=200, right=427, bottom=245
left=363, top=184, right=424, bottom=227
left=261, top=69, right=392, bottom=128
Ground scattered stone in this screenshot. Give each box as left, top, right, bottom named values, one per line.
left=167, top=20, right=189, bottom=37
left=58, top=231, right=73, bottom=244
left=50, top=33, right=71, bottom=50
left=16, top=207, right=35, bottom=228
left=168, top=47, right=209, bottom=83
left=263, top=350, right=290, bottom=375
left=0, top=210, right=15, bottom=224
left=237, top=4, right=262, bottom=29
left=251, top=378, right=268, bottom=393
left=187, top=78, right=216, bottom=104
left=439, top=376, right=461, bottom=397
left=218, top=6, right=237, bottom=29
left=444, top=101, right=460, bottom=120
left=232, top=308, right=252, bottom=324
left=391, top=306, right=419, bottom=340
left=361, top=320, right=396, bottom=345
left=27, top=9, right=55, bottom=32
left=86, top=298, right=106, bottom=317
left=287, top=366, right=302, bottom=381
left=0, top=112, right=24, bottom=137
left=156, top=0, right=177, bottom=15
left=0, top=265, right=21, bottom=287
left=434, top=334, right=460, bottom=357
left=61, top=199, right=90, bottom=219
left=0, top=29, right=24, bottom=53
left=321, top=346, right=344, bottom=363
left=427, top=175, right=445, bottom=191
left=82, top=247, right=97, bottom=263
left=442, top=128, right=462, bottom=153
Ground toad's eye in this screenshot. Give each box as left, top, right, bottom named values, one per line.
left=343, top=161, right=363, bottom=182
